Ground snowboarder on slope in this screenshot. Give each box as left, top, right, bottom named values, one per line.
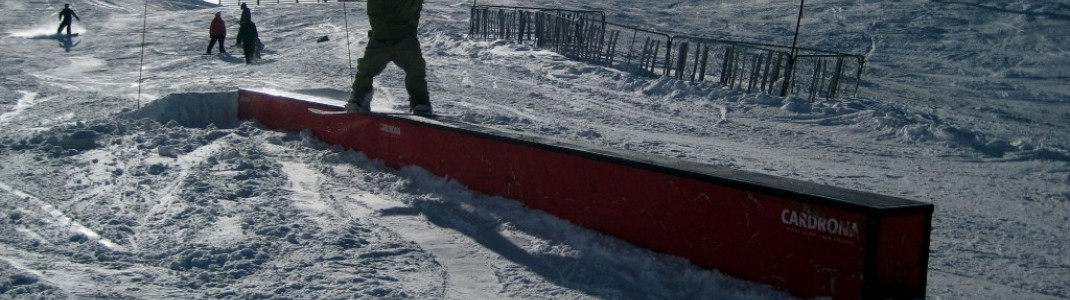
left=57, top=4, right=81, bottom=36
left=206, top=12, right=227, bottom=55
left=347, top=0, right=432, bottom=116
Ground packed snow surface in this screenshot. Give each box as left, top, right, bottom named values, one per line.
left=1, top=0, right=1067, bottom=299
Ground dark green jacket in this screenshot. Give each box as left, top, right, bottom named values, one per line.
left=366, top=0, right=423, bottom=41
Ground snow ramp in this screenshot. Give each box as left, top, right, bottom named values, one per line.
left=237, top=88, right=934, bottom=300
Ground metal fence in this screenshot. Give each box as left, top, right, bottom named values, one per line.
left=469, top=6, right=605, bottom=54
left=469, top=6, right=672, bottom=77
left=602, top=23, right=672, bottom=77
left=668, top=36, right=865, bottom=100
left=469, top=4, right=866, bottom=100
left=790, top=51, right=866, bottom=101
left=218, top=0, right=336, bottom=6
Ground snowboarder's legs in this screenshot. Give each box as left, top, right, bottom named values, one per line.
left=391, top=38, right=430, bottom=108
left=348, top=36, right=430, bottom=111
left=57, top=20, right=72, bottom=36
left=206, top=36, right=226, bottom=54
left=243, top=41, right=257, bottom=64
left=348, top=42, right=393, bottom=108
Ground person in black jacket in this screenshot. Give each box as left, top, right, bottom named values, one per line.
left=236, top=3, right=252, bottom=47
left=238, top=21, right=261, bottom=64
left=57, top=3, right=81, bottom=36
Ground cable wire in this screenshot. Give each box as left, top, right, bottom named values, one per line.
left=343, top=1, right=353, bottom=78
left=136, top=0, right=149, bottom=109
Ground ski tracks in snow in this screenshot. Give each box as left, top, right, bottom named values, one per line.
left=347, top=193, right=505, bottom=300
left=270, top=139, right=598, bottom=299
left=0, top=181, right=124, bottom=252
left=0, top=91, right=53, bottom=124
left=277, top=156, right=505, bottom=300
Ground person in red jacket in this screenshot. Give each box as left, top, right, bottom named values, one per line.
left=206, top=12, right=227, bottom=55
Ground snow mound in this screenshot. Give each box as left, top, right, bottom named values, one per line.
left=129, top=92, right=240, bottom=129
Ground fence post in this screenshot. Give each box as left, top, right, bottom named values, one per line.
left=760, top=51, right=773, bottom=93
left=472, top=6, right=481, bottom=36
left=827, top=57, right=841, bottom=99
left=651, top=40, right=661, bottom=75
left=557, top=14, right=566, bottom=53
left=689, top=43, right=700, bottom=81
left=497, top=10, right=504, bottom=40
left=503, top=10, right=510, bottom=41
left=518, top=11, right=526, bottom=43
left=747, top=55, right=760, bottom=93
left=771, top=53, right=784, bottom=94
left=808, top=58, right=822, bottom=101
left=484, top=9, right=491, bottom=40
left=854, top=58, right=865, bottom=96
left=783, top=0, right=805, bottom=97
left=597, top=17, right=607, bottom=65
left=535, top=12, right=543, bottom=47
left=590, top=20, right=600, bottom=63
left=736, top=51, right=747, bottom=90
left=720, top=46, right=732, bottom=86
left=698, top=45, right=709, bottom=82
left=663, top=39, right=673, bottom=77
left=639, top=38, right=651, bottom=74
left=676, top=42, right=689, bottom=79
left=728, top=50, right=736, bottom=89
left=781, top=55, right=796, bottom=97
left=507, top=10, right=513, bottom=40
left=575, top=15, right=586, bottom=59
left=733, top=51, right=744, bottom=90
left=607, top=30, right=620, bottom=66
left=626, top=30, right=638, bottom=67
left=477, top=8, right=484, bottom=39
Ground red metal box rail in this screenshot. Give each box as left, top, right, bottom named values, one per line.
left=237, top=88, right=933, bottom=299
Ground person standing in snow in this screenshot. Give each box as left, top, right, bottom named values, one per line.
left=347, top=0, right=432, bottom=116
left=206, top=12, right=227, bottom=55
left=238, top=21, right=260, bottom=64
left=236, top=3, right=252, bottom=47
left=56, top=3, right=81, bottom=36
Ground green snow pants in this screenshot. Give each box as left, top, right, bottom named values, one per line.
left=349, top=35, right=430, bottom=107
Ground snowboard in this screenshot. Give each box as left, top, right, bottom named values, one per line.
left=307, top=107, right=438, bottom=119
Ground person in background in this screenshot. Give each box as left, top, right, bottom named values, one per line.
left=239, top=21, right=260, bottom=64
left=57, top=3, right=81, bottom=36
left=206, top=12, right=227, bottom=55
left=236, top=3, right=252, bottom=47
left=347, top=0, right=432, bottom=116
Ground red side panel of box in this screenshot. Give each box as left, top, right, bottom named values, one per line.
left=237, top=89, right=931, bottom=299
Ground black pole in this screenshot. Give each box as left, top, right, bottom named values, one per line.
left=781, top=0, right=804, bottom=97
left=136, top=0, right=149, bottom=109
left=343, top=0, right=353, bottom=77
